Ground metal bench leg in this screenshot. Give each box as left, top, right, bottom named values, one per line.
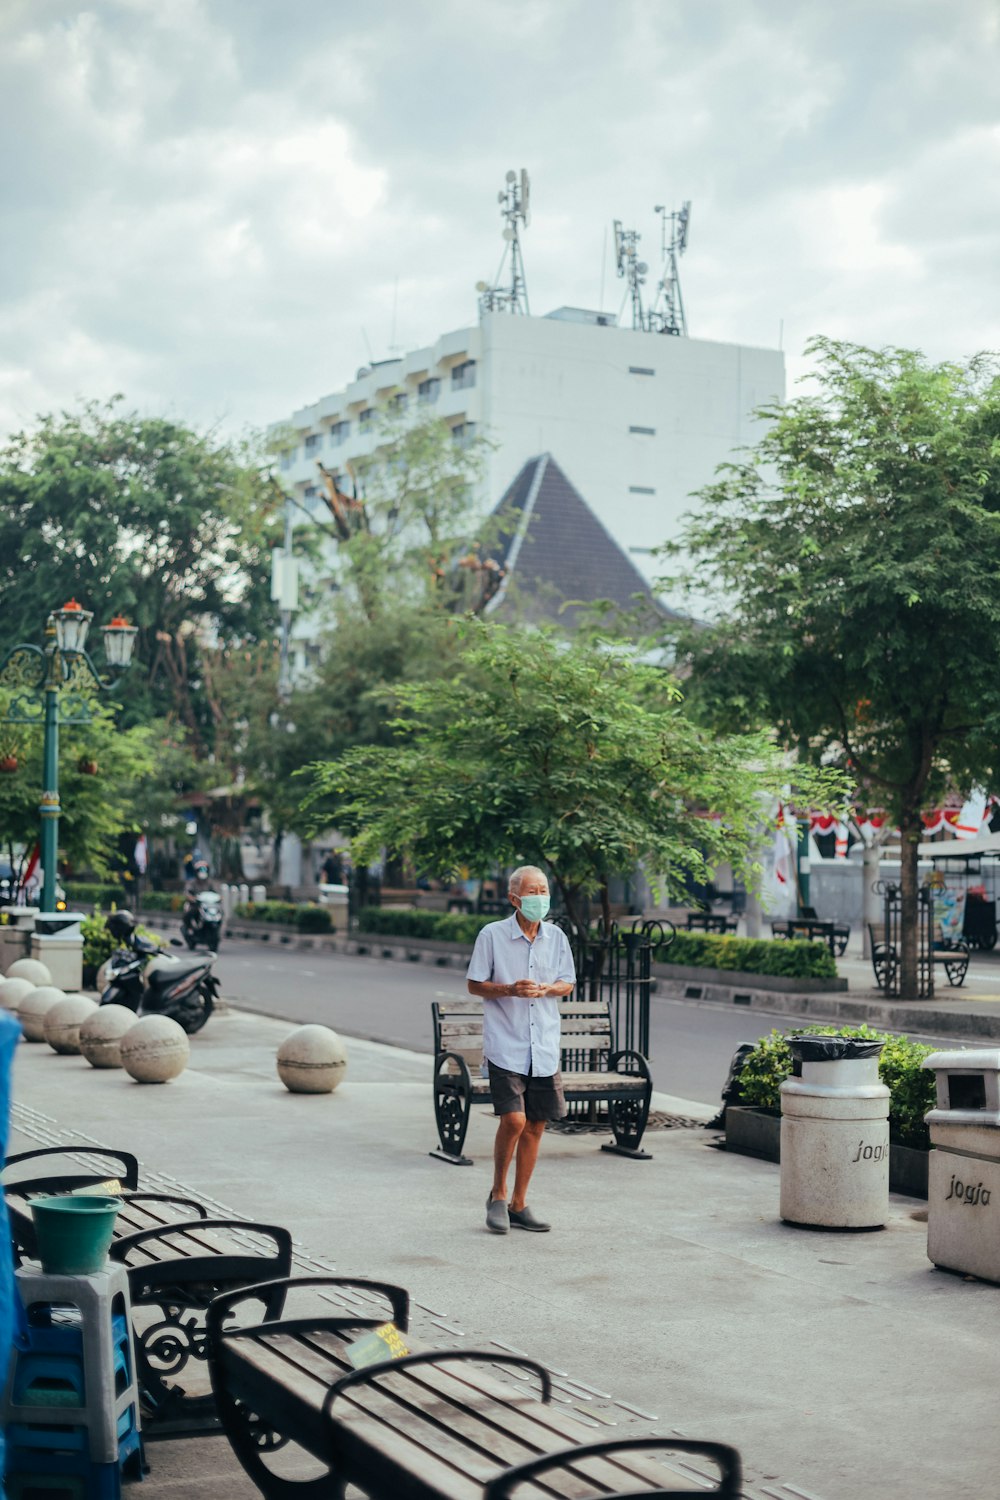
left=602, top=1052, right=654, bottom=1160
left=215, top=1384, right=341, bottom=1500
left=429, top=1051, right=475, bottom=1165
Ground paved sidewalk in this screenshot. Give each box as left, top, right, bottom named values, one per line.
left=8, top=1005, right=999, bottom=1500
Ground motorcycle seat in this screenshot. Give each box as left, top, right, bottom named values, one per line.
left=147, top=958, right=211, bottom=987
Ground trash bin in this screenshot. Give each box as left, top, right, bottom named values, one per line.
left=922, top=1048, right=1000, bottom=1283
left=779, top=1036, right=890, bottom=1229
left=30, top=912, right=85, bottom=990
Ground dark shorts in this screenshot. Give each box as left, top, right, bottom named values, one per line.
left=487, top=1062, right=567, bottom=1122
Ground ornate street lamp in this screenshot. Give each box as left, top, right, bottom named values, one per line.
left=0, top=600, right=136, bottom=912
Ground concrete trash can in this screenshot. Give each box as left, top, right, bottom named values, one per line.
left=922, top=1048, right=1000, bottom=1283
left=780, top=1035, right=890, bottom=1230
left=30, top=912, right=85, bottom=991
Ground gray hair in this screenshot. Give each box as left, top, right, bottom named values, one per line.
left=508, top=865, right=548, bottom=896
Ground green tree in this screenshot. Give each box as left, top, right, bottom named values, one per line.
left=659, top=339, right=1000, bottom=998
left=302, top=622, right=844, bottom=932
left=0, top=689, right=157, bottom=885
left=0, top=398, right=282, bottom=753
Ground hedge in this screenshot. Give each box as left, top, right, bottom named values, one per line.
left=233, top=901, right=334, bottom=933
left=139, top=892, right=186, bottom=912
left=64, top=883, right=124, bottom=907
left=654, top=931, right=837, bottom=980
left=737, top=1025, right=936, bottom=1150
left=356, top=908, right=498, bottom=945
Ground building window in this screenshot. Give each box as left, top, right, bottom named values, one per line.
left=328, top=420, right=350, bottom=446
left=629, top=425, right=656, bottom=436
left=418, top=377, right=441, bottom=404
left=451, top=360, right=477, bottom=390
left=391, top=392, right=409, bottom=412
left=359, top=407, right=375, bottom=433
left=304, top=433, right=321, bottom=453
left=279, top=449, right=297, bottom=470
left=628, top=485, right=655, bottom=495
left=302, top=484, right=321, bottom=516
left=452, top=421, right=477, bottom=449
left=629, top=366, right=655, bottom=376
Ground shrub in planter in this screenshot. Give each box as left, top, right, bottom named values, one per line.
left=356, top=908, right=501, bottom=945
left=64, top=882, right=124, bottom=907
left=736, top=1024, right=936, bottom=1150
left=652, top=931, right=837, bottom=980
left=234, top=901, right=300, bottom=926
left=296, top=906, right=333, bottom=934
left=140, top=891, right=186, bottom=912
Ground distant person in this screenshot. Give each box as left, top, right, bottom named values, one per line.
left=466, top=865, right=576, bottom=1235
left=320, top=851, right=343, bottom=885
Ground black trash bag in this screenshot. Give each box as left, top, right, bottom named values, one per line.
left=703, top=1042, right=755, bottom=1128
left=787, top=1035, right=884, bottom=1063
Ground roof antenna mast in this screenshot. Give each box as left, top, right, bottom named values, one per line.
left=649, top=201, right=691, bottom=336
left=612, top=220, right=648, bottom=330
left=477, top=169, right=531, bottom=316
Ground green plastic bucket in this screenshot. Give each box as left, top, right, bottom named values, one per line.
left=30, top=1194, right=121, bottom=1275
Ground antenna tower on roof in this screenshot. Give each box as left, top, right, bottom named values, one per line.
left=477, top=169, right=531, bottom=316
left=648, top=201, right=691, bottom=336
left=613, top=220, right=648, bottom=331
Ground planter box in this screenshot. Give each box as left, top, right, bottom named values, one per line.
left=724, top=1106, right=929, bottom=1199
left=653, top=961, right=846, bottom=994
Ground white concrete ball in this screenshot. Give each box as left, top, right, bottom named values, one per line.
left=18, top=986, right=66, bottom=1042
left=119, top=1015, right=190, bottom=1083
left=0, top=977, right=35, bottom=1012
left=276, top=1025, right=348, bottom=1094
left=45, top=995, right=99, bottom=1054
left=79, top=1005, right=139, bottom=1069
left=7, top=958, right=52, bottom=987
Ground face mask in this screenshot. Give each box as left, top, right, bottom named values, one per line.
left=518, top=893, right=550, bottom=922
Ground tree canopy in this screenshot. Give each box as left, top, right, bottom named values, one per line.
left=660, top=337, right=1000, bottom=995
left=303, top=622, right=844, bottom=932
left=0, top=397, right=281, bottom=752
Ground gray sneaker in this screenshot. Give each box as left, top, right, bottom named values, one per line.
left=508, top=1204, right=550, bottom=1232
left=486, top=1194, right=509, bottom=1234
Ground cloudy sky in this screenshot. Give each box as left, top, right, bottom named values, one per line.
left=2, top=0, right=998, bottom=442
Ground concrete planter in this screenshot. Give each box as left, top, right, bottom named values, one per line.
left=653, top=961, right=847, bottom=994
left=724, top=1105, right=929, bottom=1199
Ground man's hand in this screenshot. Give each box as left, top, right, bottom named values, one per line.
left=512, top=979, right=544, bottom=998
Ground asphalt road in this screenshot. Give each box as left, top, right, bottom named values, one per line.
left=211, top=939, right=965, bottom=1106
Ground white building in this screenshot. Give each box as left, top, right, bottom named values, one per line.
left=275, top=307, right=784, bottom=579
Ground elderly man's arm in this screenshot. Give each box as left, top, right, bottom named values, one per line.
left=468, top=978, right=540, bottom=1000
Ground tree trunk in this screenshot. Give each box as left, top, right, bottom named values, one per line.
left=898, top=804, right=923, bottom=999
left=861, top=840, right=881, bottom=959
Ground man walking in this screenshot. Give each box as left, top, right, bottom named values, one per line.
left=466, top=866, right=576, bottom=1234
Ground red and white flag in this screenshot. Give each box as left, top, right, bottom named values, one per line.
left=954, top=789, right=988, bottom=841
left=774, top=805, right=795, bottom=886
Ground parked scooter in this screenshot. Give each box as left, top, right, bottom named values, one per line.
left=100, top=910, right=218, bottom=1035
left=181, top=889, right=223, bottom=952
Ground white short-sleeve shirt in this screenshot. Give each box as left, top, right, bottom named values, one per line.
left=466, top=913, right=576, bottom=1077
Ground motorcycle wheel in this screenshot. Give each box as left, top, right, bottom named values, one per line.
left=182, top=925, right=198, bottom=951
left=180, top=991, right=214, bottom=1035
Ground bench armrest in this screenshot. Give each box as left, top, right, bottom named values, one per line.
left=3, top=1144, right=140, bottom=1193
left=483, top=1436, right=742, bottom=1500
left=112, top=1217, right=292, bottom=1270
left=323, top=1350, right=552, bottom=1418
left=608, top=1048, right=652, bottom=1084
left=206, top=1274, right=411, bottom=1351
left=119, top=1191, right=209, bottom=1219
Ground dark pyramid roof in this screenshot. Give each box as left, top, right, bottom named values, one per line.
left=485, top=453, right=670, bottom=628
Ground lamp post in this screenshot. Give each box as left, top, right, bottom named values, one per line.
left=0, top=601, right=137, bottom=911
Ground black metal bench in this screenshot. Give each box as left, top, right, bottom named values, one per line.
left=431, top=998, right=654, bottom=1165
left=866, top=923, right=970, bottom=989
left=769, top=916, right=850, bottom=958
left=207, top=1275, right=742, bottom=1499
left=4, top=1144, right=292, bottom=1437
left=684, top=913, right=738, bottom=935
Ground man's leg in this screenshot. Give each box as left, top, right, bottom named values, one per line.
left=510, top=1120, right=546, bottom=1212
left=492, top=1111, right=526, bottom=1201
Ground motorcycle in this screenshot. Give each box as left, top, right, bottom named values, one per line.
left=100, top=910, right=218, bottom=1035
left=181, top=890, right=223, bottom=952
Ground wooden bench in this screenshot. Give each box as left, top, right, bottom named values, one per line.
left=866, top=924, right=970, bottom=990
left=431, top=998, right=654, bottom=1165
left=207, top=1275, right=742, bottom=1499
left=4, top=1144, right=292, bottom=1437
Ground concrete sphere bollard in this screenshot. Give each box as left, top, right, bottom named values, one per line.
left=45, top=995, right=99, bottom=1055
left=18, top=986, right=66, bottom=1042
left=7, top=958, right=52, bottom=987
left=120, top=1015, right=190, bottom=1084
left=276, top=1025, right=348, bottom=1094
left=0, top=977, right=35, bottom=1012
left=79, top=1005, right=138, bottom=1070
